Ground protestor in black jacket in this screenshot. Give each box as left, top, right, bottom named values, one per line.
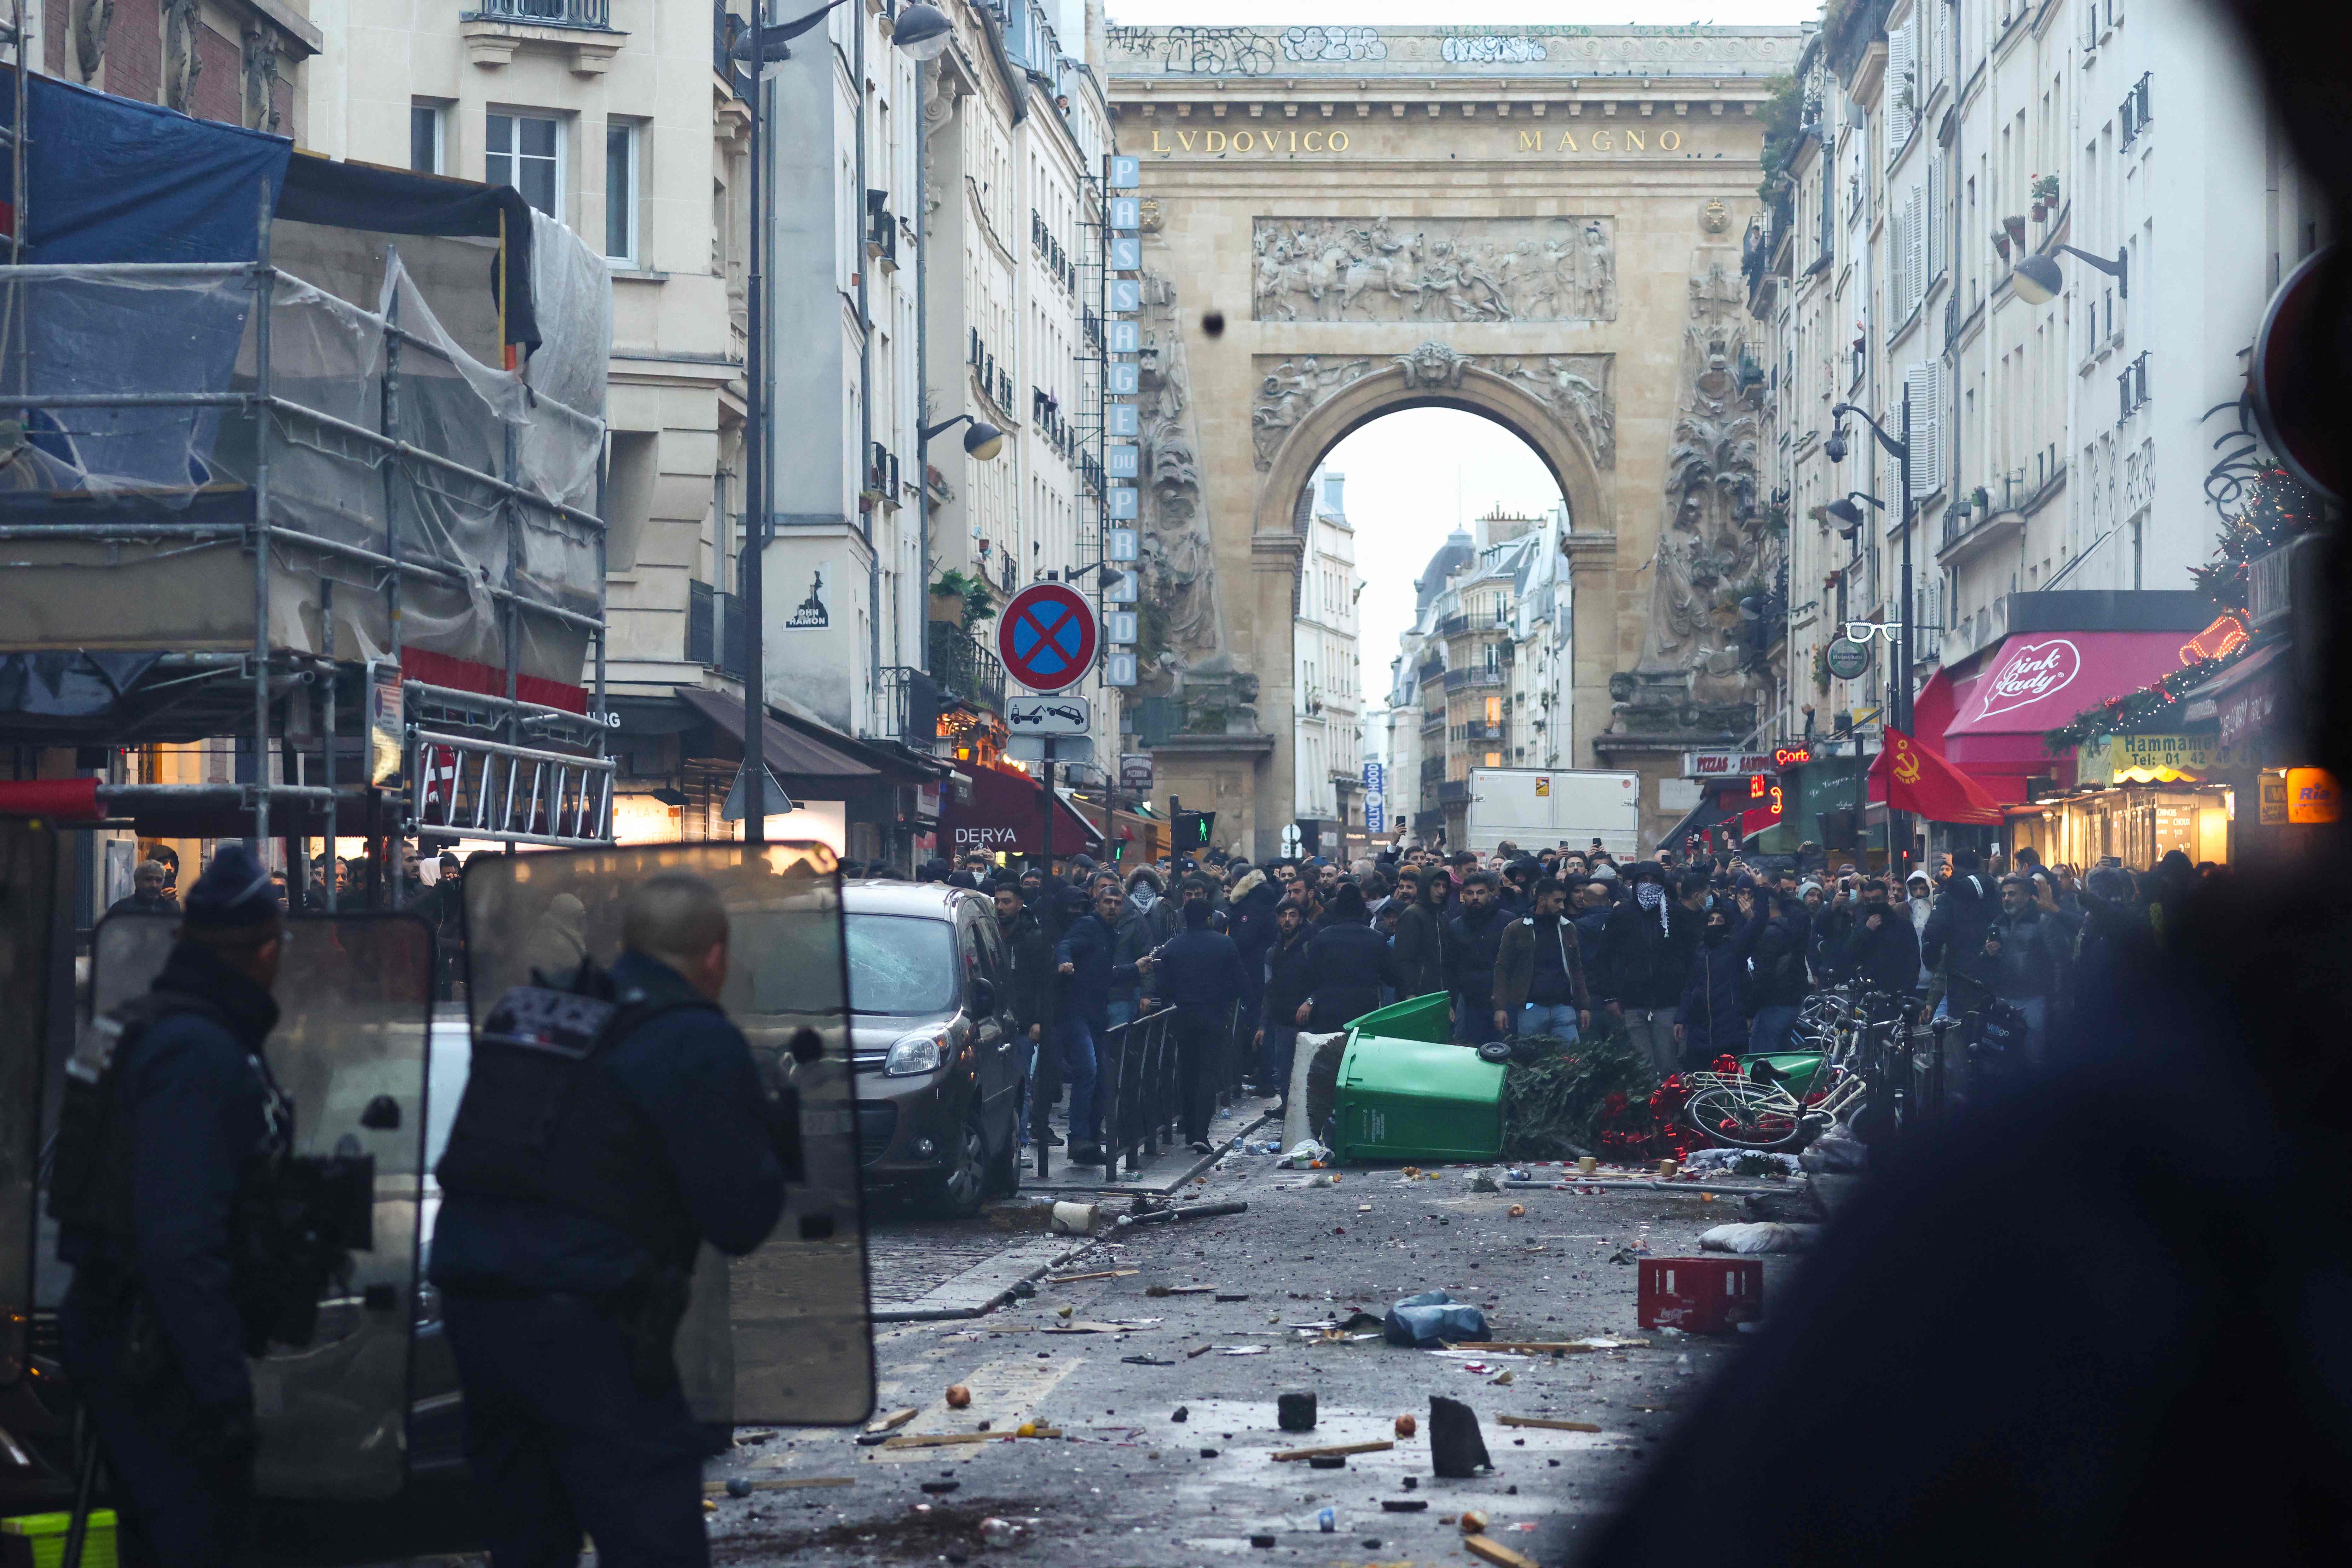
left=993, top=883, right=1056, bottom=1062
left=1744, top=888, right=1814, bottom=1054
left=1255, top=902, right=1314, bottom=1100
left=1598, top=863, right=1702, bottom=1079
left=1838, top=877, right=1924, bottom=998
left=1388, top=867, right=1451, bottom=1001
left=1297, top=882, right=1390, bottom=1033
left=1152, top=899, right=1249, bottom=1151
left=1676, top=893, right=1767, bottom=1066
left=1444, top=871, right=1511, bottom=1042
left=1921, top=851, right=1995, bottom=1020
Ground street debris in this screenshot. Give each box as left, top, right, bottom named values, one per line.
left=1170, top=1406, right=1189, bottom=1422
left=1049, top=1201, right=1101, bottom=1236
left=1277, top=1391, right=1318, bottom=1431
left=1277, top=1138, right=1332, bottom=1168
left=1394, top=1413, right=1418, bottom=1438
left=1470, top=1171, right=1502, bottom=1194
left=702, top=1475, right=854, bottom=1497
left=1699, top=1221, right=1822, bottom=1254
left=1381, top=1499, right=1429, bottom=1513
left=920, top=1480, right=961, bottom=1496
left=1459, top=1508, right=1489, bottom=1534
left=1499, top=1415, right=1602, bottom=1433
left=864, top=1407, right=918, bottom=1434
left=1146, top=1284, right=1217, bottom=1297
left=1271, top=1440, right=1394, bottom=1462
left=1318, top=1507, right=1337, bottom=1532
left=1043, top=1268, right=1137, bottom=1284
left=1507, top=1204, right=1527, bottom=1218
left=1219, top=1345, right=1270, bottom=1355
left=1120, top=1201, right=1250, bottom=1226
left=1429, top=1396, right=1494, bottom=1478
left=1119, top=1355, right=1173, bottom=1366
left=945, top=1384, right=972, bottom=1409
left=977, top=1517, right=1034, bottom=1549
left=1680, top=1148, right=1804, bottom=1177
left=1465, top=1536, right=1541, bottom=1568
left=1384, top=1289, right=1489, bottom=1348
left=1215, top=1293, right=1250, bottom=1302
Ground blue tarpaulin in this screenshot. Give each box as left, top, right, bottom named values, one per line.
left=1, top=66, right=538, bottom=347
left=0, top=67, right=289, bottom=262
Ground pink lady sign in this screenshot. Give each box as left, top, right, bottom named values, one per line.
left=1973, top=639, right=2081, bottom=722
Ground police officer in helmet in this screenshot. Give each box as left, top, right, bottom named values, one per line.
left=55, top=842, right=290, bottom=1567
left=430, top=869, right=788, bottom=1565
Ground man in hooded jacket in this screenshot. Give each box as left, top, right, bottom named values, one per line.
left=1598, top=863, right=1701, bottom=1079
left=1389, top=867, right=1451, bottom=1003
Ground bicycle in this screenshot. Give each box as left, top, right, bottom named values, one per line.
left=1678, top=986, right=1904, bottom=1150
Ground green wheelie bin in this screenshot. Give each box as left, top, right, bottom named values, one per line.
left=1331, top=993, right=1507, bottom=1163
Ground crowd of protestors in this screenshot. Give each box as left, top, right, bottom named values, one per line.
left=902, top=830, right=2220, bottom=1157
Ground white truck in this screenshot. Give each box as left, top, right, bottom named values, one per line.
left=1464, top=768, right=1642, bottom=858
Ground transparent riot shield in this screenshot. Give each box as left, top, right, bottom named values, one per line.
left=89, top=911, right=434, bottom=1500
left=0, top=822, right=58, bottom=1388
left=461, top=843, right=873, bottom=1426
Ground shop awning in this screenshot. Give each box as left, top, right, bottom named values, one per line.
left=676, top=686, right=880, bottom=785
left=1940, top=631, right=2197, bottom=769
left=2180, top=640, right=2294, bottom=750
left=938, top=764, right=1101, bottom=859
left=1657, top=785, right=1745, bottom=853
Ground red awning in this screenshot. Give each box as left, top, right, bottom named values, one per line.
left=938, top=764, right=1102, bottom=859
left=1940, top=631, right=2196, bottom=769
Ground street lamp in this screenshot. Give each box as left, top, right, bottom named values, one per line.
left=2010, top=244, right=2129, bottom=306
left=1823, top=490, right=1885, bottom=541
left=1830, top=394, right=1919, bottom=874
left=736, top=0, right=956, bottom=844
left=922, top=412, right=1006, bottom=461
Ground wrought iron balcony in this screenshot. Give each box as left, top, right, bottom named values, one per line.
left=928, top=622, right=1007, bottom=714
left=473, top=0, right=612, bottom=27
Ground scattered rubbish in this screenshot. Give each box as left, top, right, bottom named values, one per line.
left=945, top=1385, right=973, bottom=1409
left=865, top=1408, right=919, bottom=1435
left=1216, top=1293, right=1251, bottom=1303
left=1381, top=1500, right=1429, bottom=1514
left=1638, top=1257, right=1765, bottom=1333
left=1657, top=1159, right=1679, bottom=1179
left=1459, top=1509, right=1489, bottom=1535
left=736, top=1428, right=778, bottom=1444
left=1309, top=1455, right=1349, bottom=1470
left=1009, top=1279, right=1038, bottom=1299
left=1120, top=1355, right=1174, bottom=1367
left=1506, top=1204, right=1527, bottom=1218
left=1049, top=1201, right=1101, bottom=1236
left=1201, top=1448, right=1222, bottom=1459
left=1055, top=1305, right=1074, bottom=1319
left=1470, top=1172, right=1502, bottom=1194
left=700, top=1476, right=855, bottom=1496
left=1249, top=1534, right=1276, bottom=1549
left=1185, top=1344, right=1215, bottom=1359
left=1318, top=1508, right=1337, bottom=1533
left=1146, top=1285, right=1217, bottom=1298
left=977, top=1517, right=1032, bottom=1549
left=1699, top=1222, right=1821, bottom=1255
left=1277, top=1391, right=1319, bottom=1432
left=1357, top=1203, right=1373, bottom=1213
left=1384, top=1289, right=1490, bottom=1348
left=882, top=1429, right=1060, bottom=1449
left=1219, top=1345, right=1270, bottom=1355
left=702, top=1499, right=717, bottom=1514
left=1800, top=1130, right=1868, bottom=1174
left=1276, top=1138, right=1332, bottom=1168
left=1499, top=1415, right=1601, bottom=1433
left=1297, top=1173, right=1340, bottom=1189
left=1272, top=1439, right=1393, bottom=1463
left=1170, top=1406, right=1189, bottom=1422
left=1401, top=1477, right=1418, bottom=1491
left=1121, top=1201, right=1251, bottom=1227
left=1506, top=1168, right=1531, bottom=1182
left=1043, top=1320, right=1159, bottom=1334
left=1460, top=1362, right=1490, bottom=1374
left=1464, top=1536, right=1540, bottom=1568
left=725, top=1477, right=753, bottom=1498
left=921, top=1481, right=961, bottom=1496
left=1394, top=1414, right=1418, bottom=1438
left=1429, top=1396, right=1494, bottom=1479
left=1577, top=1156, right=1599, bottom=1174
left=1680, top=1148, right=1803, bottom=1177
left=1043, top=1268, right=1139, bottom=1284
left=1490, top=1371, right=1514, bottom=1386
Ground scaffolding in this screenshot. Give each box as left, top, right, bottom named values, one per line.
left=0, top=163, right=616, bottom=893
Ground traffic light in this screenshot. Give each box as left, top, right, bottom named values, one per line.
left=1174, top=809, right=1215, bottom=850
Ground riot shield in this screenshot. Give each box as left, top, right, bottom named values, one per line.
left=89, top=911, right=434, bottom=1500
left=0, top=822, right=57, bottom=1388
left=461, top=843, right=873, bottom=1426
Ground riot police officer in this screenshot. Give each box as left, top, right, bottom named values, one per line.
left=55, top=842, right=291, bottom=1567
left=431, top=869, right=787, bottom=1565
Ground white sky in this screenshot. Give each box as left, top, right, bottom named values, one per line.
left=1323, top=410, right=1564, bottom=701
left=1105, top=2, right=1820, bottom=24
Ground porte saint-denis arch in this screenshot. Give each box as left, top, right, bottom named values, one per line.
left=1103, top=23, right=1802, bottom=853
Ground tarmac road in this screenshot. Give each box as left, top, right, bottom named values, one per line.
left=703, top=1138, right=1810, bottom=1568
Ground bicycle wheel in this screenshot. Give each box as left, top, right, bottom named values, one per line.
left=1685, top=1081, right=1807, bottom=1150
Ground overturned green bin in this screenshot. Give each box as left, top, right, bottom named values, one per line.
left=1332, top=994, right=1506, bottom=1164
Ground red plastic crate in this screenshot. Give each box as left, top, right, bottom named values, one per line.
left=1638, top=1256, right=1764, bottom=1333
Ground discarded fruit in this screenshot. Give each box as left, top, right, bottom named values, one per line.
left=1016, top=1422, right=1038, bottom=1438
left=1461, top=1509, right=1489, bottom=1535
left=1395, top=1414, right=1418, bottom=1438
left=1507, top=1204, right=1526, bottom=1218
left=945, top=1385, right=972, bottom=1409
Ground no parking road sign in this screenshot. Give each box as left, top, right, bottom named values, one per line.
left=997, top=582, right=1099, bottom=694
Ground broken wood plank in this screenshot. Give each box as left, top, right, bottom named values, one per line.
left=1268, top=1439, right=1396, bottom=1462
left=1145, top=1284, right=1218, bottom=1297
left=1469, top=1340, right=1649, bottom=1355
left=863, top=1407, right=918, bottom=1434
left=880, top=1427, right=1061, bottom=1449
left=1184, top=1343, right=1215, bottom=1358
left=1045, top=1268, right=1139, bottom=1284
left=702, top=1476, right=855, bottom=1496
left=1499, top=1415, right=1603, bottom=1433
left=1465, top=1535, right=1540, bottom=1568
left=1042, top=1321, right=1151, bottom=1334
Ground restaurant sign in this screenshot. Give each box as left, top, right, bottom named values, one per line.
left=2078, top=732, right=2239, bottom=785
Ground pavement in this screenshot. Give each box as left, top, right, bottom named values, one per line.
left=703, top=1097, right=1818, bottom=1568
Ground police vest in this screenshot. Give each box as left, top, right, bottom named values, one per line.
left=434, top=975, right=719, bottom=1271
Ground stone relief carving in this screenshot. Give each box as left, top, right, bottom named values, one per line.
left=73, top=0, right=114, bottom=80
left=1133, top=265, right=1257, bottom=733
left=241, top=26, right=281, bottom=134
left=1617, top=255, right=1769, bottom=739
left=1251, top=216, right=1615, bottom=324
left=1282, top=26, right=1386, bottom=62
left=1250, top=350, right=1615, bottom=473
left=162, top=0, right=204, bottom=116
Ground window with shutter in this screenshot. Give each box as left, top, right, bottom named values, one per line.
left=1907, top=184, right=1926, bottom=315
left=1927, top=155, right=1945, bottom=281
left=1890, top=205, right=1909, bottom=320
left=1887, top=26, right=1915, bottom=159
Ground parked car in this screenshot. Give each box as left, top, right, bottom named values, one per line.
left=841, top=881, right=1026, bottom=1216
